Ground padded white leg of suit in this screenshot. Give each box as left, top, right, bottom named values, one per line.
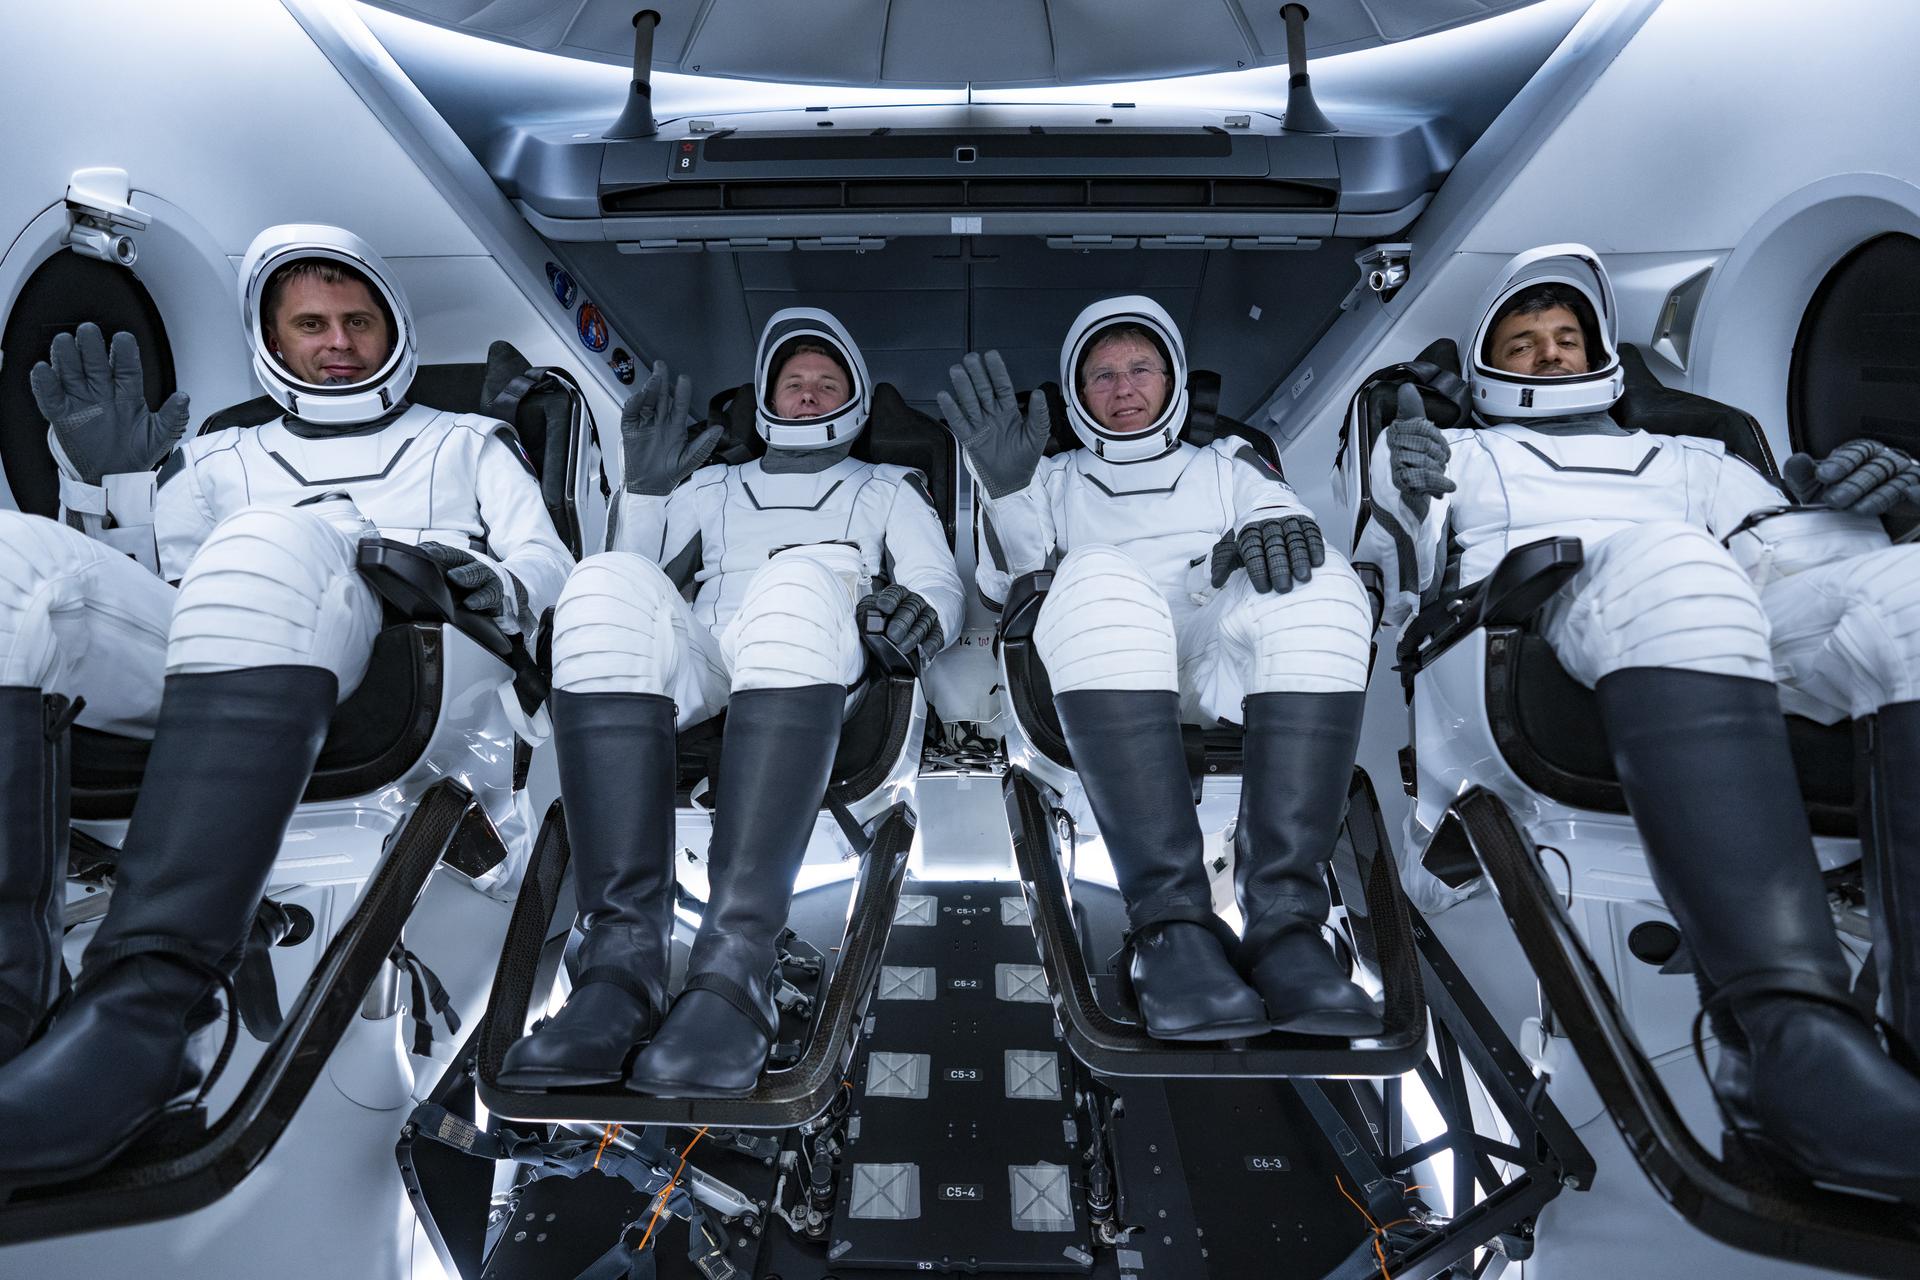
left=1179, top=550, right=1371, bottom=722
left=1034, top=545, right=1179, bottom=694
left=0, top=510, right=173, bottom=736
left=719, top=551, right=865, bottom=693
left=166, top=504, right=382, bottom=700
left=1763, top=544, right=1920, bottom=722
left=1537, top=521, right=1773, bottom=687
left=550, top=551, right=731, bottom=727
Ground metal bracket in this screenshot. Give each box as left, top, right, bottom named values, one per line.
left=63, top=167, right=149, bottom=266
left=1343, top=242, right=1414, bottom=310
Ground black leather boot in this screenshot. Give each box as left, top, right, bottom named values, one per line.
left=0, top=689, right=71, bottom=1066
left=499, top=690, right=677, bottom=1087
left=1858, top=700, right=1920, bottom=1057
left=1053, top=689, right=1268, bottom=1041
left=628, top=684, right=843, bottom=1097
left=1237, top=692, right=1380, bottom=1035
left=0, top=667, right=336, bottom=1190
left=1597, top=667, right=1920, bottom=1201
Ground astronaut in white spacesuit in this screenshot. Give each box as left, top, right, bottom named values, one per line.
left=1366, top=243, right=1920, bottom=1198
left=0, top=225, right=570, bottom=1186
left=498, top=308, right=961, bottom=1098
left=946, top=296, right=1378, bottom=1042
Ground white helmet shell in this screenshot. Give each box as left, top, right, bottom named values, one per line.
left=1060, top=296, right=1189, bottom=464
left=754, top=308, right=871, bottom=451
left=1467, top=244, right=1624, bottom=422
left=239, top=224, right=417, bottom=427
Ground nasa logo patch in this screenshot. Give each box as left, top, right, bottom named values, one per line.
left=544, top=262, right=578, bottom=309
left=577, top=300, right=609, bottom=352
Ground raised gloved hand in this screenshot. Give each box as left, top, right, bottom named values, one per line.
left=1209, top=514, right=1325, bottom=593
left=937, top=350, right=1051, bottom=500
left=418, top=542, right=530, bottom=636
left=858, top=582, right=943, bottom=659
left=1783, top=438, right=1920, bottom=516
left=620, top=360, right=724, bottom=497
left=1385, top=383, right=1456, bottom=519
left=29, top=322, right=191, bottom=484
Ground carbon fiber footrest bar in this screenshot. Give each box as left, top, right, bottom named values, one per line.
left=0, top=779, right=484, bottom=1244
left=1450, top=785, right=1920, bottom=1277
left=476, top=800, right=915, bottom=1129
left=1003, top=767, right=1427, bottom=1077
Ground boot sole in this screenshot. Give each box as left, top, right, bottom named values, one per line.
left=494, top=1065, right=631, bottom=1089
left=1729, top=1128, right=1920, bottom=1206
left=1267, top=1008, right=1384, bottom=1038
left=0, top=1103, right=205, bottom=1199
left=625, top=1071, right=759, bottom=1099
left=1140, top=1014, right=1274, bottom=1042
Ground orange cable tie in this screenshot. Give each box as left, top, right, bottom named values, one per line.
left=637, top=1126, right=710, bottom=1254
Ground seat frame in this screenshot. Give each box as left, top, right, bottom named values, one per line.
left=1342, top=351, right=1920, bottom=1271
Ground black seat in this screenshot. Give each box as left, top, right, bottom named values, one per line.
left=705, top=378, right=959, bottom=542
left=67, top=345, right=589, bottom=821
left=996, top=369, right=1282, bottom=787
left=675, top=379, right=958, bottom=811
left=991, top=376, right=1426, bottom=1077
left=1356, top=342, right=1856, bottom=836
left=474, top=383, right=952, bottom=1127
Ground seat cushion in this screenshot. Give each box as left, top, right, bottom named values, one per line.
left=1487, top=628, right=1856, bottom=837
left=673, top=669, right=919, bottom=809
left=71, top=623, right=445, bottom=821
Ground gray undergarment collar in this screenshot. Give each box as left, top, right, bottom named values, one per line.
left=282, top=400, right=414, bottom=439
left=1517, top=410, right=1629, bottom=437
left=761, top=438, right=857, bottom=474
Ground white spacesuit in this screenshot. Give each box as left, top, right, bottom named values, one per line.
left=948, top=296, right=1377, bottom=1042
left=500, top=308, right=961, bottom=1098
left=0, top=225, right=570, bottom=1189
left=1364, top=244, right=1920, bottom=1201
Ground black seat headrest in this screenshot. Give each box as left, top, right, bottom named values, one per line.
left=1348, top=339, right=1778, bottom=480
left=1028, top=369, right=1284, bottom=472
left=701, top=381, right=958, bottom=543
left=1609, top=344, right=1779, bottom=478
left=1355, top=338, right=1471, bottom=455
left=198, top=341, right=589, bottom=553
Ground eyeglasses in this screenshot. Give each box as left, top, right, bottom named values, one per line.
left=1084, top=363, right=1168, bottom=394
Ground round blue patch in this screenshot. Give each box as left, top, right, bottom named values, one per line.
left=577, top=301, right=609, bottom=352
left=549, top=265, right=578, bottom=309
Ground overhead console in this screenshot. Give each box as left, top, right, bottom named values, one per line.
left=496, top=106, right=1441, bottom=250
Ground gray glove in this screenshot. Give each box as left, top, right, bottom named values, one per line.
left=859, top=583, right=943, bottom=658
left=1783, top=438, right=1920, bottom=516
left=937, top=350, right=1051, bottom=500
left=418, top=542, right=530, bottom=636
left=1210, top=514, right=1325, bottom=594
left=29, top=323, right=191, bottom=485
left=1385, top=383, right=1456, bottom=520
left=620, top=360, right=724, bottom=497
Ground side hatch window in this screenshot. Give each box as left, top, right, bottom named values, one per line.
left=0, top=250, right=176, bottom=516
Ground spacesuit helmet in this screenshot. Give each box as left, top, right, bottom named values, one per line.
left=1061, top=295, right=1189, bottom=463
left=753, top=307, right=871, bottom=451
left=1467, top=244, right=1623, bottom=422
left=240, top=224, right=418, bottom=427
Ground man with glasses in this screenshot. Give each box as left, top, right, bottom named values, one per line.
left=942, top=296, right=1377, bottom=1042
